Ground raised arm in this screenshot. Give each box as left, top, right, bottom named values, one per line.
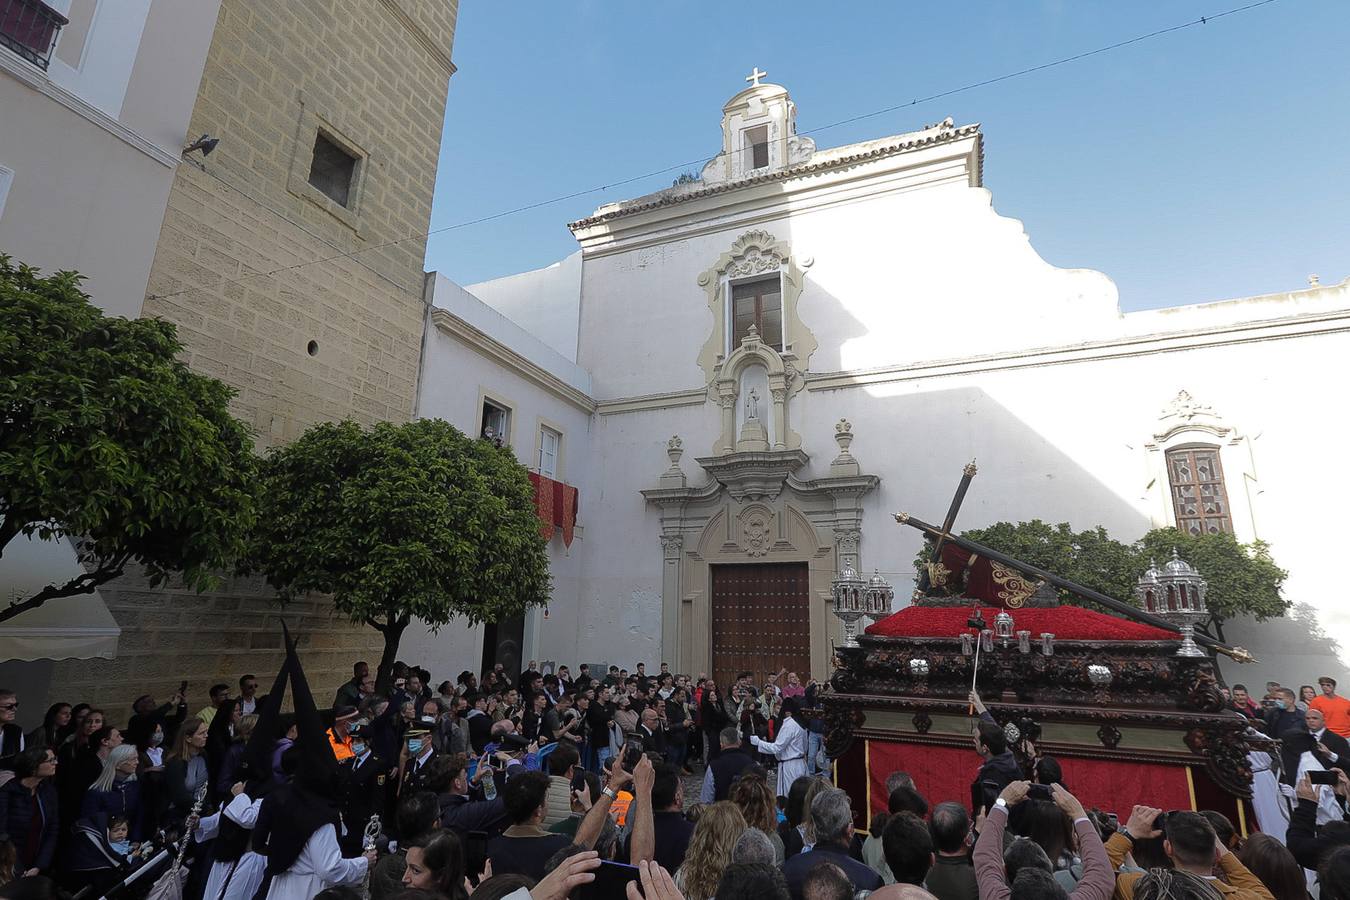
left=577, top=758, right=633, bottom=850
left=628, top=756, right=656, bottom=864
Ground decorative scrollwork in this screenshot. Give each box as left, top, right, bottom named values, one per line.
left=1184, top=726, right=1254, bottom=798
left=1178, top=661, right=1227, bottom=713
left=823, top=703, right=864, bottom=759
left=1097, top=724, right=1122, bottom=750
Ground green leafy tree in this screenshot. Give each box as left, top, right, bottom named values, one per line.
left=0, top=256, right=258, bottom=622
left=917, top=519, right=1288, bottom=639
left=250, top=418, right=552, bottom=689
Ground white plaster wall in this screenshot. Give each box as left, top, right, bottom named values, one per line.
left=579, top=324, right=1350, bottom=682
left=467, top=252, right=583, bottom=363
left=431, top=146, right=1350, bottom=684
left=576, top=180, right=1121, bottom=400
left=410, top=276, right=596, bottom=677
left=0, top=0, right=220, bottom=318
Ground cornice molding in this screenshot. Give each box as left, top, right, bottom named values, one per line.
left=595, top=388, right=706, bottom=416
left=569, top=125, right=981, bottom=231
left=805, top=308, right=1350, bottom=392
left=429, top=308, right=595, bottom=413
left=0, top=52, right=179, bottom=168
left=376, top=0, right=457, bottom=77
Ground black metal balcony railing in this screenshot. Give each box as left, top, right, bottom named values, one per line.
left=0, top=0, right=68, bottom=71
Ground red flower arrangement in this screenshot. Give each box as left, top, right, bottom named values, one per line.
left=865, top=604, right=1176, bottom=642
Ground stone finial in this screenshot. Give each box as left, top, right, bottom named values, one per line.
left=661, top=436, right=686, bottom=488
left=666, top=436, right=684, bottom=469
left=830, top=418, right=860, bottom=476
left=1309, top=274, right=1321, bottom=286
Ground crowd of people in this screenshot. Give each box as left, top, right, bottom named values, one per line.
left=0, top=661, right=1346, bottom=900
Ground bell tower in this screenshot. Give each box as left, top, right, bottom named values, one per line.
left=701, top=68, right=815, bottom=185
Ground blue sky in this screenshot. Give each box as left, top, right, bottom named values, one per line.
left=425, top=1, right=1347, bottom=311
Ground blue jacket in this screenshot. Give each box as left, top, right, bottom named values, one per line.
left=0, top=778, right=59, bottom=872
left=79, top=778, right=144, bottom=841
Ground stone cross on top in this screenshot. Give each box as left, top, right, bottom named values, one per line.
left=745, top=67, right=768, bottom=87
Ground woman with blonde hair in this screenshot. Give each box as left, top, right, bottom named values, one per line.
left=674, top=801, right=746, bottom=900
left=163, top=715, right=208, bottom=826
left=729, top=772, right=784, bottom=863
left=80, top=744, right=144, bottom=838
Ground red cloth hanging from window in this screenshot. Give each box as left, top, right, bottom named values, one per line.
left=528, top=473, right=579, bottom=545
left=557, top=482, right=578, bottom=548
left=527, top=472, right=555, bottom=541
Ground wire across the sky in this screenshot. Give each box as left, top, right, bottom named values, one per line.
left=147, top=0, right=1280, bottom=305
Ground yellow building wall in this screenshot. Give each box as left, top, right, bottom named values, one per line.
left=53, top=0, right=459, bottom=711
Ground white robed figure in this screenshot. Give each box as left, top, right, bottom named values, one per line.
left=194, top=791, right=267, bottom=900
left=264, top=822, right=367, bottom=900
left=750, top=698, right=809, bottom=796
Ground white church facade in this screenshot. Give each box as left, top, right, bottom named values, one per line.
left=410, top=75, right=1350, bottom=689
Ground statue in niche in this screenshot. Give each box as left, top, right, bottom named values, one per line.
left=746, top=388, right=760, bottom=420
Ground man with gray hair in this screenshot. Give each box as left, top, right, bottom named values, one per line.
left=701, top=725, right=754, bottom=802
left=731, top=827, right=778, bottom=865
left=782, top=788, right=883, bottom=900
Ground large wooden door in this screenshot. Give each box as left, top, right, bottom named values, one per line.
left=710, top=562, right=811, bottom=689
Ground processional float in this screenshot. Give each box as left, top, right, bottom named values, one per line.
left=821, top=464, right=1261, bottom=833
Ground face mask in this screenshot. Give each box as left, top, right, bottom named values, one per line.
left=351, top=743, right=367, bottom=758
left=110, top=840, right=131, bottom=856
left=1274, top=700, right=1286, bottom=710
left=347, top=721, right=359, bottom=733
left=408, top=739, right=424, bottom=754
left=150, top=732, right=163, bottom=746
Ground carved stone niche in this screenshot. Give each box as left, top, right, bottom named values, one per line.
left=696, top=230, right=817, bottom=456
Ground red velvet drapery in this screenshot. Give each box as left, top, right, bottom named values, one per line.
left=865, top=739, right=1193, bottom=818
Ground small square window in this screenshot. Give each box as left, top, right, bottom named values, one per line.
left=481, top=400, right=511, bottom=447
left=308, top=132, right=358, bottom=208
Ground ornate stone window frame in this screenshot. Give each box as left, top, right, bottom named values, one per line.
left=696, top=229, right=816, bottom=385
left=696, top=230, right=817, bottom=454
left=1143, top=390, right=1259, bottom=541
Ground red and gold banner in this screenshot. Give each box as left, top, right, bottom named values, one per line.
left=528, top=473, right=579, bottom=546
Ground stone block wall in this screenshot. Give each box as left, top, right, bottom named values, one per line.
left=137, top=0, right=458, bottom=445
left=49, top=0, right=458, bottom=713
left=51, top=572, right=383, bottom=717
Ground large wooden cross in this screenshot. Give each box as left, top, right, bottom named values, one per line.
left=911, top=461, right=978, bottom=600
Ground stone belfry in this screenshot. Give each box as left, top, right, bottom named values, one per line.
left=700, top=67, right=816, bottom=185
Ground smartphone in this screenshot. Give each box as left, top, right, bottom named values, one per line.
left=622, top=739, right=644, bottom=771
left=463, top=830, right=489, bottom=879
left=1309, top=770, right=1339, bottom=785
left=571, top=768, right=588, bottom=792
left=1028, top=784, right=1053, bottom=801
left=578, top=861, right=640, bottom=900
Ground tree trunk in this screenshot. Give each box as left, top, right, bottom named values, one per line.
left=372, top=614, right=410, bottom=696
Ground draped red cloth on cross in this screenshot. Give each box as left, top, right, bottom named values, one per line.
left=527, top=473, right=579, bottom=547
left=925, top=543, right=1042, bottom=609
